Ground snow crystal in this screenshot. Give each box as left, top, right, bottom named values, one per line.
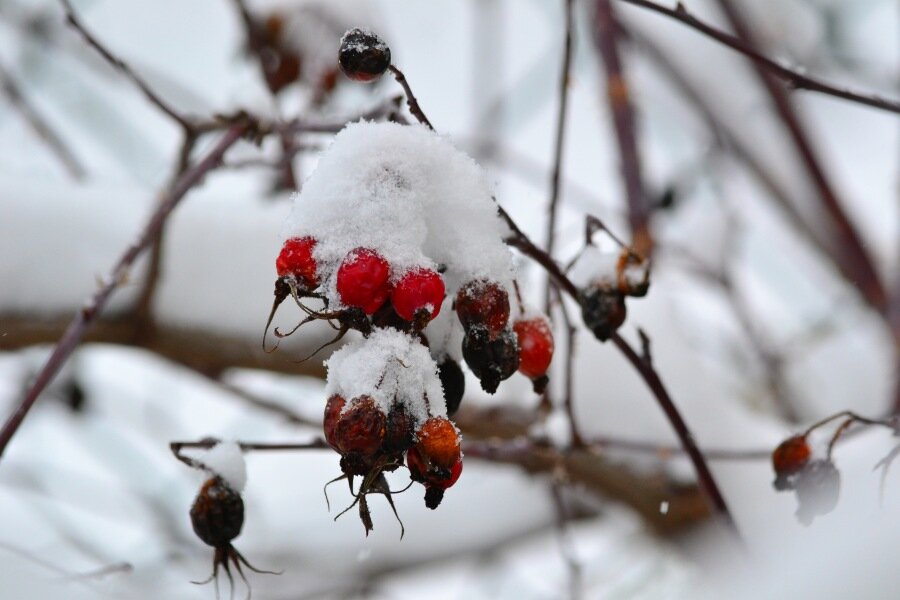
left=324, top=328, right=446, bottom=425
left=196, top=441, right=247, bottom=492
left=284, top=121, right=514, bottom=309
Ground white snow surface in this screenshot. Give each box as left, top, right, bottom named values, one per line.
left=324, top=328, right=446, bottom=424
left=284, top=121, right=515, bottom=307
left=193, top=440, right=247, bottom=493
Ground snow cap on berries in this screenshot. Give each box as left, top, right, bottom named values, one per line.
left=324, top=328, right=446, bottom=424
left=283, top=122, right=514, bottom=308
left=196, top=441, right=247, bottom=492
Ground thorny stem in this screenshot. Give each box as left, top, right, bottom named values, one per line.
left=544, top=0, right=576, bottom=314
left=0, top=124, right=250, bottom=460
left=593, top=0, right=652, bottom=257
left=388, top=65, right=434, bottom=130
left=497, top=206, right=739, bottom=534
left=616, top=0, right=900, bottom=115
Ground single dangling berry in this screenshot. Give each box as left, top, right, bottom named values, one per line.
left=579, top=286, right=627, bottom=342
left=513, top=316, right=554, bottom=393
left=772, top=435, right=811, bottom=491
left=338, top=28, right=391, bottom=83
left=276, top=237, right=319, bottom=289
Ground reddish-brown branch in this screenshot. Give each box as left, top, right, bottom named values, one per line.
left=497, top=205, right=738, bottom=533
left=59, top=0, right=192, bottom=131
left=593, top=0, right=652, bottom=257
left=710, top=0, right=887, bottom=315
left=544, top=0, right=576, bottom=312
left=0, top=124, right=250, bottom=459
left=616, top=0, right=900, bottom=115
left=388, top=65, right=434, bottom=130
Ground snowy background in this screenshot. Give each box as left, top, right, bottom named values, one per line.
left=0, top=0, right=897, bottom=598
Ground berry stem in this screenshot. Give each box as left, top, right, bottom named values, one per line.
left=388, top=65, right=434, bottom=130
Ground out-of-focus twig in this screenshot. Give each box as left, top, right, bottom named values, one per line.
left=617, top=0, right=900, bottom=115
left=593, top=0, right=652, bottom=257
left=0, top=63, right=86, bottom=180
left=0, top=124, right=250, bottom=460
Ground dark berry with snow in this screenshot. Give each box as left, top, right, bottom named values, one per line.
left=339, top=28, right=391, bottom=82
left=462, top=327, right=519, bottom=394
left=437, top=358, right=465, bottom=416
left=579, top=286, right=627, bottom=342
left=455, top=279, right=510, bottom=341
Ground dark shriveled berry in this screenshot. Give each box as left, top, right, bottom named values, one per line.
left=579, top=286, right=627, bottom=342
left=438, top=358, right=465, bottom=417
left=455, top=280, right=510, bottom=340
left=794, top=459, right=840, bottom=525
left=382, top=403, right=416, bottom=455
left=333, top=396, right=386, bottom=458
left=190, top=477, right=244, bottom=547
left=462, top=328, right=519, bottom=394
left=339, top=28, right=391, bottom=83
left=323, top=394, right=346, bottom=451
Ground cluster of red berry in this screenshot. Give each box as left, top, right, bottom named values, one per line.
left=771, top=435, right=841, bottom=525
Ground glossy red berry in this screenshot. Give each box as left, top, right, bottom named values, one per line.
left=338, top=28, right=391, bottom=83
left=415, top=417, right=461, bottom=470
left=337, top=248, right=392, bottom=315
left=392, top=268, right=445, bottom=324
left=276, top=237, right=318, bottom=288
left=455, top=280, right=510, bottom=340
left=513, top=317, right=554, bottom=379
left=772, top=435, right=811, bottom=477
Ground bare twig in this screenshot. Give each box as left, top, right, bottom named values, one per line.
left=387, top=65, right=434, bottom=130
left=59, top=0, right=193, bottom=131
left=497, top=204, right=738, bottom=533
left=0, top=124, right=250, bottom=459
left=0, top=63, right=85, bottom=179
left=709, top=0, right=887, bottom=316
left=593, top=0, right=652, bottom=257
left=544, top=0, right=576, bottom=313
left=616, top=0, right=900, bottom=115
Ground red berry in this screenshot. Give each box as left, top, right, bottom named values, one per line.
left=455, top=280, right=510, bottom=340
left=392, top=268, right=445, bottom=324
left=276, top=237, right=318, bottom=288
left=513, top=317, right=554, bottom=379
left=415, top=417, right=461, bottom=470
left=772, top=435, right=811, bottom=477
left=337, top=248, right=392, bottom=315
left=333, top=396, right=386, bottom=457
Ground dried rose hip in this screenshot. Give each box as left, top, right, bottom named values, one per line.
left=339, top=28, right=391, bottom=83
left=454, top=280, right=510, bottom=341
left=462, top=327, right=519, bottom=394
left=276, top=237, right=318, bottom=289
left=772, top=435, right=811, bottom=491
left=579, top=286, right=627, bottom=342
left=189, top=477, right=277, bottom=592
left=332, top=396, right=386, bottom=460
left=191, top=476, right=244, bottom=548
left=416, top=417, right=461, bottom=470
left=382, top=403, right=416, bottom=455
left=337, top=248, right=392, bottom=314
left=323, top=394, right=346, bottom=451
left=392, top=268, right=445, bottom=326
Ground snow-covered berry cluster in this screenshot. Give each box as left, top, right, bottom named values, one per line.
left=268, top=120, right=556, bottom=532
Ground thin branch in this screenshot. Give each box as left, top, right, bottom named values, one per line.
left=617, top=0, right=900, bottom=115
left=387, top=65, right=434, bottom=130
left=593, top=0, right=652, bottom=257
left=544, top=0, right=576, bottom=313
left=709, top=0, right=887, bottom=315
left=0, top=63, right=86, bottom=179
left=59, top=0, right=193, bottom=131
left=497, top=204, right=738, bottom=533
left=0, top=124, right=250, bottom=459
